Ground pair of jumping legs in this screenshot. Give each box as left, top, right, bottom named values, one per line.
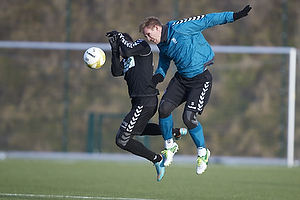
left=116, top=123, right=185, bottom=163
left=115, top=96, right=186, bottom=181
left=158, top=70, right=212, bottom=174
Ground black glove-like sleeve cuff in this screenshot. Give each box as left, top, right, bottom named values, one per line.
left=233, top=5, right=252, bottom=21
left=151, top=74, right=164, bottom=85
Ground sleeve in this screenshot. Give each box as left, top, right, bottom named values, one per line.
left=110, top=50, right=123, bottom=77
left=175, top=12, right=234, bottom=33
left=155, top=51, right=172, bottom=79
left=119, top=37, right=151, bottom=57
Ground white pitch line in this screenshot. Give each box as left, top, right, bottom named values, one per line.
left=0, top=193, right=162, bottom=200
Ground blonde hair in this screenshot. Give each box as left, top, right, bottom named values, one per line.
left=139, top=16, right=163, bottom=33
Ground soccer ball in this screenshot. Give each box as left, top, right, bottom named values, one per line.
left=83, top=47, right=106, bottom=69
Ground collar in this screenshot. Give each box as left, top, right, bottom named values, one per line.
left=160, top=25, right=168, bottom=43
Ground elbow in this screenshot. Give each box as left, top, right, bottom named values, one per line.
left=111, top=69, right=123, bottom=77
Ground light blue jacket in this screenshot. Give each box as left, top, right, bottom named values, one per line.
left=156, top=12, right=234, bottom=78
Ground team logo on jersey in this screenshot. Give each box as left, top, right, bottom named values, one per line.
left=123, top=56, right=135, bottom=74
left=171, top=38, right=177, bottom=44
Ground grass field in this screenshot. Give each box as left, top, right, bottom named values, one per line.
left=0, top=159, right=299, bottom=200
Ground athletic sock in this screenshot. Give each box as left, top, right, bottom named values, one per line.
left=172, top=128, right=180, bottom=137
left=159, top=115, right=173, bottom=140
left=189, top=123, right=205, bottom=147
left=165, top=138, right=174, bottom=149
left=197, top=147, right=206, bottom=157
left=153, top=154, right=162, bottom=163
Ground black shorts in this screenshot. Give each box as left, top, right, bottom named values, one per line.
left=162, top=70, right=212, bottom=114
left=120, top=96, right=158, bottom=135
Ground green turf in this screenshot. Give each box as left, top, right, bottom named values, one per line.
left=0, top=159, right=299, bottom=200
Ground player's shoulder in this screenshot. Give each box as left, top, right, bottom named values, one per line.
left=169, top=15, right=206, bottom=26
left=135, top=39, right=151, bottom=48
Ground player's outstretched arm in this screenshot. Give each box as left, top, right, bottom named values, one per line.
left=233, top=5, right=252, bottom=21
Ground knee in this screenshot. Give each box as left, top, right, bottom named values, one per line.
left=158, top=100, right=175, bottom=119
left=182, top=110, right=198, bottom=129
left=115, top=130, right=131, bottom=149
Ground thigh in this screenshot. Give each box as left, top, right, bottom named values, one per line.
left=120, top=96, right=158, bottom=134
left=185, top=72, right=212, bottom=114
left=161, top=75, right=187, bottom=107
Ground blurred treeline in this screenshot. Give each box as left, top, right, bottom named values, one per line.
left=0, top=0, right=299, bottom=158
left=1, top=0, right=300, bottom=46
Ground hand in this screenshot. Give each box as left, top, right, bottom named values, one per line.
left=233, top=5, right=252, bottom=21
left=151, top=73, right=164, bottom=86
left=106, top=30, right=119, bottom=37
left=108, top=34, right=120, bottom=51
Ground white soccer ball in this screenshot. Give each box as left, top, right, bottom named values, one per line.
left=83, top=47, right=106, bottom=69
